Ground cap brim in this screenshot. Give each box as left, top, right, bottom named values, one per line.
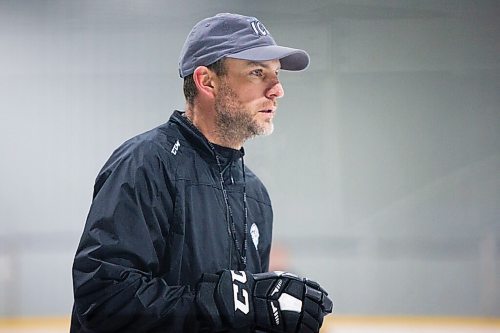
left=226, top=45, right=310, bottom=71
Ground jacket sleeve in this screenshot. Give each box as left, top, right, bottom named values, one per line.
left=260, top=244, right=271, bottom=273
left=72, top=144, right=201, bottom=332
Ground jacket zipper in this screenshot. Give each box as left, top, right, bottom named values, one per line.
left=220, top=165, right=233, bottom=269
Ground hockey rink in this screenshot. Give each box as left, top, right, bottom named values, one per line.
left=1, top=316, right=499, bottom=333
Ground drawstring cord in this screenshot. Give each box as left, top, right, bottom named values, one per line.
left=181, top=112, right=248, bottom=270
left=209, top=144, right=248, bottom=271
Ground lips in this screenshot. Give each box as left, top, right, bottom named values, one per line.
left=259, top=106, right=276, bottom=113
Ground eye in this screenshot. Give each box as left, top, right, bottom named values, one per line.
left=250, top=69, right=264, bottom=77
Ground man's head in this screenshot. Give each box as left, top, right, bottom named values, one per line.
left=179, top=13, right=309, bottom=148
left=179, top=13, right=309, bottom=79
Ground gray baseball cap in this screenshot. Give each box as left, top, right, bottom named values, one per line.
left=178, top=13, right=310, bottom=78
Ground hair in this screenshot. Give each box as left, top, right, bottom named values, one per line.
left=183, top=58, right=227, bottom=106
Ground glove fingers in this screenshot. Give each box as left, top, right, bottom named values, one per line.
left=284, top=279, right=304, bottom=301
left=303, top=297, right=323, bottom=328
left=321, top=294, right=334, bottom=313
left=297, top=324, right=316, bottom=333
left=305, top=279, right=334, bottom=314
left=305, top=285, right=323, bottom=303
left=299, top=309, right=320, bottom=333
left=281, top=310, right=299, bottom=333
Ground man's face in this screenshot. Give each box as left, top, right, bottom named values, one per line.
left=213, top=58, right=284, bottom=144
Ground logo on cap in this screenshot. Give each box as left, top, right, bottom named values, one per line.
left=250, top=20, right=269, bottom=36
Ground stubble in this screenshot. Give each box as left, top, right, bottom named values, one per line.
left=214, top=81, right=274, bottom=147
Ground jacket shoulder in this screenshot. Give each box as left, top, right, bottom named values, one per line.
left=103, top=123, right=184, bottom=169
left=93, top=124, right=181, bottom=197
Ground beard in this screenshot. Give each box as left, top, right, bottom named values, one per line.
left=214, top=81, right=274, bottom=147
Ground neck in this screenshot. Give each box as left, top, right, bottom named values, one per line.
left=184, top=105, right=244, bottom=150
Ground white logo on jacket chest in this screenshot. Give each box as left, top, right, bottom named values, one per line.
left=171, top=140, right=180, bottom=155
left=250, top=223, right=259, bottom=250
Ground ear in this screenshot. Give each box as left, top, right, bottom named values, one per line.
left=193, top=66, right=217, bottom=99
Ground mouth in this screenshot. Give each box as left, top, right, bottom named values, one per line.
left=258, top=107, right=276, bottom=114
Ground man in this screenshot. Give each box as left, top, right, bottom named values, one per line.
left=71, top=13, right=333, bottom=333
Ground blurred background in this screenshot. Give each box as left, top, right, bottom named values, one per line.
left=0, top=0, right=499, bottom=332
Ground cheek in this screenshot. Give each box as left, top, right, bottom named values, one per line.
left=237, top=87, right=265, bottom=105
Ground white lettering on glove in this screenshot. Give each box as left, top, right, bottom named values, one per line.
left=231, top=271, right=250, bottom=314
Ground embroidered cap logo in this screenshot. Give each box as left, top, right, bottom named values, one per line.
left=250, top=20, right=269, bottom=36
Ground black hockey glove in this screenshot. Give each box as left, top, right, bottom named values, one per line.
left=196, top=270, right=333, bottom=333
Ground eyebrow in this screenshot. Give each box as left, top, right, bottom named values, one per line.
left=245, top=60, right=281, bottom=71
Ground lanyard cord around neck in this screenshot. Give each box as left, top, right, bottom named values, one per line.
left=208, top=142, right=248, bottom=271
left=180, top=112, right=248, bottom=270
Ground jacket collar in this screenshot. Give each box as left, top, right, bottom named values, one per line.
left=170, top=110, right=245, bottom=166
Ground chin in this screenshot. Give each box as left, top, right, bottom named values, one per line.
left=259, top=124, right=274, bottom=136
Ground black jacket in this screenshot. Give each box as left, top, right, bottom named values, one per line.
left=71, top=111, right=273, bottom=332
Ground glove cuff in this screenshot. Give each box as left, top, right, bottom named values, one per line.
left=196, top=273, right=225, bottom=332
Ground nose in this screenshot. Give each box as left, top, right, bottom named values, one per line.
left=265, top=79, right=284, bottom=99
